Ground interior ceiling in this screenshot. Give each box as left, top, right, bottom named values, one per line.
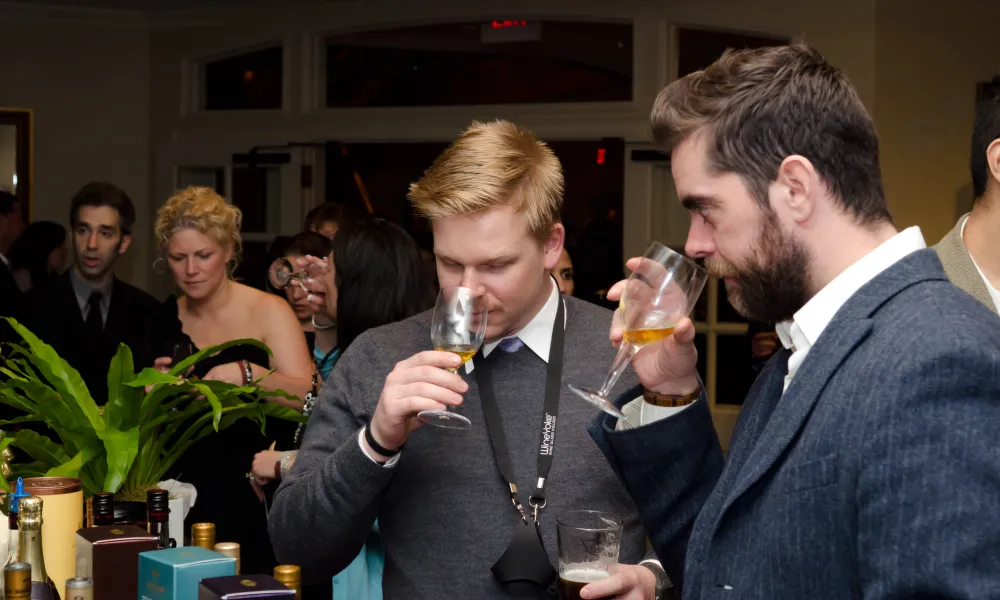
left=21, top=0, right=344, bottom=11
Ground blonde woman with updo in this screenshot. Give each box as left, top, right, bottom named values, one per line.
left=154, top=186, right=314, bottom=574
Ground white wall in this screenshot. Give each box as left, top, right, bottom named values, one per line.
left=0, top=6, right=151, bottom=287
left=874, top=0, right=1000, bottom=242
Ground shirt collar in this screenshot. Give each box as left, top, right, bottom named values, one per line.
left=961, top=213, right=1000, bottom=305
left=777, top=226, right=926, bottom=352
left=70, top=268, right=114, bottom=306
left=0, top=251, right=8, bottom=267
left=466, top=278, right=563, bottom=373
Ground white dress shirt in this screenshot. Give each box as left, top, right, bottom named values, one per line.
left=0, top=251, right=8, bottom=267
left=961, top=215, right=1000, bottom=312
left=467, top=278, right=563, bottom=373
left=775, top=226, right=926, bottom=392
left=362, top=278, right=565, bottom=466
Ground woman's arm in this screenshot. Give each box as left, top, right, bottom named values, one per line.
left=253, top=294, right=316, bottom=409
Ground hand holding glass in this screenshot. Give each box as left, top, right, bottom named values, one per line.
left=557, top=510, right=623, bottom=600
left=568, top=242, right=708, bottom=420
left=418, top=286, right=488, bottom=429
left=268, top=256, right=328, bottom=291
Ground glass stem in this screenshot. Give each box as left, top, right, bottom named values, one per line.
left=598, top=343, right=638, bottom=398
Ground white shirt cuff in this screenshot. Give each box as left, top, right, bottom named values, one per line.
left=638, top=396, right=697, bottom=425
left=358, top=427, right=401, bottom=468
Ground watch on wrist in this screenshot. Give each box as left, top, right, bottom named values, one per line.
left=642, top=385, right=700, bottom=408
left=640, top=560, right=671, bottom=600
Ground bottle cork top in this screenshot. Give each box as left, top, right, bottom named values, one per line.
left=273, top=565, right=301, bottom=581
left=17, top=495, right=42, bottom=527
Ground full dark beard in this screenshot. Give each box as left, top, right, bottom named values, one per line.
left=710, top=220, right=810, bottom=324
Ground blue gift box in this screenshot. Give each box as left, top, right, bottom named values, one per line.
left=138, top=547, right=237, bottom=600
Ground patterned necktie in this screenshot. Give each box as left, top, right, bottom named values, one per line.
left=497, top=336, right=524, bottom=354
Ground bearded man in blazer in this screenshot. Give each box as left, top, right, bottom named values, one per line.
left=583, top=43, right=1000, bottom=600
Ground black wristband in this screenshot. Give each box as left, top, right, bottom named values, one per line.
left=364, top=423, right=403, bottom=457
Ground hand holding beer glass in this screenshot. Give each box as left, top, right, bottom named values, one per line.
left=568, top=242, right=707, bottom=420
left=557, top=511, right=623, bottom=600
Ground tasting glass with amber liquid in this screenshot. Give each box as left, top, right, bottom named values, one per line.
left=418, top=286, right=488, bottom=430
left=568, top=241, right=707, bottom=421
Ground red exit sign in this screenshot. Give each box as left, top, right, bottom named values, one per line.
left=491, top=20, right=528, bottom=29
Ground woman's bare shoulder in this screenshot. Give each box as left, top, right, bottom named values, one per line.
left=238, top=283, right=297, bottom=322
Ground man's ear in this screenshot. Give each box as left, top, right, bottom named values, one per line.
left=117, top=234, right=133, bottom=255
left=543, top=223, right=565, bottom=271
left=986, top=138, right=1000, bottom=192
left=773, top=154, right=820, bottom=224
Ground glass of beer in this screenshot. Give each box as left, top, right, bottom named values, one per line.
left=557, top=510, right=623, bottom=600
left=568, top=241, right=707, bottom=420
left=418, top=286, right=488, bottom=429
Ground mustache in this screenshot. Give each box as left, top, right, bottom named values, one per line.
left=705, top=257, right=740, bottom=279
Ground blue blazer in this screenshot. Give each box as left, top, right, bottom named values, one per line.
left=589, top=249, right=1000, bottom=599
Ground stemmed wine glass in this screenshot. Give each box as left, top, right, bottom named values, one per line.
left=268, top=257, right=328, bottom=291
left=418, top=286, right=488, bottom=429
left=568, top=242, right=708, bottom=421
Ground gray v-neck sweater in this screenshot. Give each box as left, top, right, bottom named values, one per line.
left=271, top=296, right=645, bottom=599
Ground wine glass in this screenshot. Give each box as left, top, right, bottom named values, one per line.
left=568, top=242, right=708, bottom=421
left=268, top=257, right=328, bottom=291
left=418, top=286, right=488, bottom=429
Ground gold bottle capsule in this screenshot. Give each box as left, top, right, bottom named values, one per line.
left=214, top=542, right=241, bottom=574
left=273, top=564, right=301, bottom=600
left=191, top=522, right=216, bottom=549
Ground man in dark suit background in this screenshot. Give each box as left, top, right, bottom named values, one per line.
left=0, top=191, right=26, bottom=341
left=25, top=182, right=169, bottom=404
left=584, top=43, right=1000, bottom=599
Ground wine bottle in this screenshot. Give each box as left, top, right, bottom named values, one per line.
left=17, top=496, right=61, bottom=599
left=90, top=494, right=114, bottom=528
left=145, top=489, right=175, bottom=549
left=2, top=478, right=29, bottom=597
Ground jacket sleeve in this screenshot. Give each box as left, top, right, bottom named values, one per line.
left=269, top=331, right=394, bottom=582
left=588, top=385, right=723, bottom=590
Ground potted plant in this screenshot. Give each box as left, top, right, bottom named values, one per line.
left=0, top=317, right=304, bottom=507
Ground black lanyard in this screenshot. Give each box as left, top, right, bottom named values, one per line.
left=475, top=295, right=565, bottom=525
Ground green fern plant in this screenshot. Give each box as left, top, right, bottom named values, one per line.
left=0, top=317, right=305, bottom=498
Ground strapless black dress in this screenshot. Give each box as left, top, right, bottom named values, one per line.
left=168, top=341, right=296, bottom=576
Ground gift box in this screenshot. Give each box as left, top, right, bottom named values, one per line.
left=198, top=575, right=296, bottom=599
left=76, top=524, right=158, bottom=600
left=138, top=546, right=237, bottom=600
